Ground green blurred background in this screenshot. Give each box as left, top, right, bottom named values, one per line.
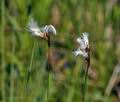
left=0, top=0, right=120, bottom=102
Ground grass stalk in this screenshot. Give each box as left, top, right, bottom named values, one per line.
left=26, top=41, right=37, bottom=89
left=10, top=33, right=16, bottom=102
left=83, top=53, right=90, bottom=102
left=83, top=65, right=89, bottom=102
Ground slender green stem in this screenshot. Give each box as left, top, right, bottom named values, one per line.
left=26, top=41, right=36, bottom=89
left=10, top=33, right=16, bottom=102
left=10, top=67, right=14, bottom=102
left=83, top=53, right=90, bottom=102
left=47, top=63, right=50, bottom=102
left=1, top=0, right=6, bottom=102
left=83, top=65, right=89, bottom=102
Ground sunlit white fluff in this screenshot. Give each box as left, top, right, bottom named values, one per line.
left=43, top=25, right=57, bottom=35
left=76, top=32, right=89, bottom=49
left=73, top=48, right=88, bottom=58
left=28, top=18, right=57, bottom=39
left=73, top=32, right=89, bottom=58
left=28, top=19, right=44, bottom=37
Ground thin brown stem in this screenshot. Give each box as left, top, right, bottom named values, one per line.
left=47, top=35, right=50, bottom=102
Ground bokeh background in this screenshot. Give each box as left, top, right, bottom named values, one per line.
left=0, top=0, right=120, bottom=102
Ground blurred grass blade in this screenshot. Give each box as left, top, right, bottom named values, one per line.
left=10, top=33, right=16, bottom=102
left=26, top=41, right=36, bottom=90
left=1, top=0, right=6, bottom=102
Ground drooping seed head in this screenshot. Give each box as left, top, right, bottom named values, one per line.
left=28, top=18, right=57, bottom=40
left=44, top=25, right=56, bottom=35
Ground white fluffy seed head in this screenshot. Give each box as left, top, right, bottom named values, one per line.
left=76, top=32, right=89, bottom=49
left=28, top=19, right=44, bottom=37
left=47, top=25, right=57, bottom=35
left=28, top=18, right=57, bottom=39
left=73, top=49, right=84, bottom=57
left=73, top=32, right=89, bottom=58
left=42, top=25, right=56, bottom=35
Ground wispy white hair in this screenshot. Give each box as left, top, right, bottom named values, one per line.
left=28, top=18, right=56, bottom=38
left=73, top=32, right=89, bottom=58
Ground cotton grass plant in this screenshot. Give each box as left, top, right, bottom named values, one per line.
left=27, top=18, right=57, bottom=101
left=73, top=32, right=90, bottom=102
left=27, top=18, right=90, bottom=102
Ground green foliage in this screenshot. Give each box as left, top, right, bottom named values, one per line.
left=0, top=0, right=120, bottom=102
